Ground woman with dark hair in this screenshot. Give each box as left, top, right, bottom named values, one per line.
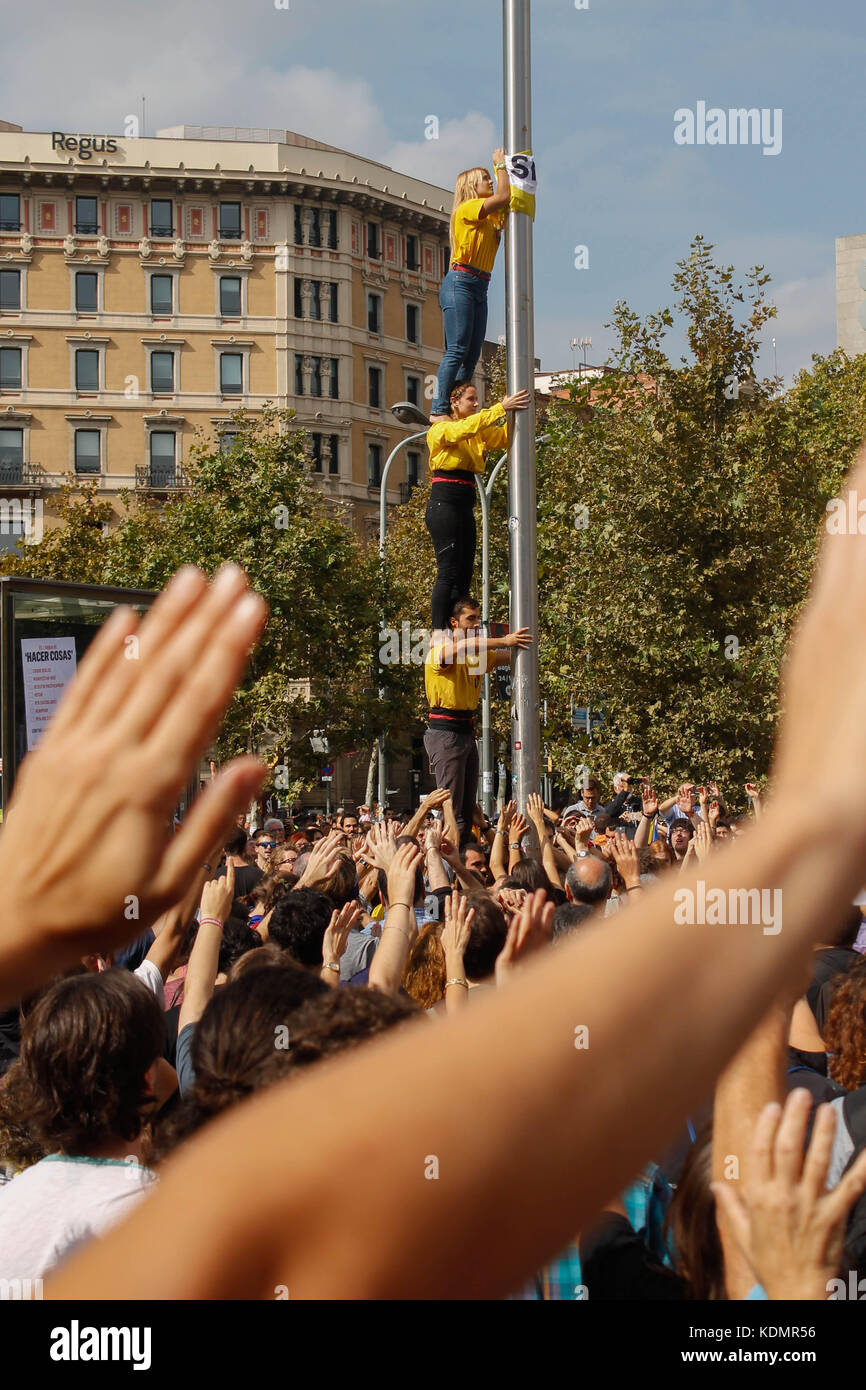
left=0, top=972, right=165, bottom=1279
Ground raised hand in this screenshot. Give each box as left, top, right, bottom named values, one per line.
left=322, top=901, right=361, bottom=970
left=711, top=1090, right=866, bottom=1301
left=575, top=816, right=595, bottom=847
left=510, top=812, right=529, bottom=845
left=745, top=782, right=761, bottom=801
left=295, top=830, right=345, bottom=888
left=441, top=889, right=474, bottom=961
left=364, top=821, right=400, bottom=872
left=0, top=564, right=268, bottom=1000
left=610, top=831, right=641, bottom=891
left=386, top=839, right=422, bottom=909
left=199, top=858, right=235, bottom=925
left=526, top=792, right=546, bottom=829
left=425, top=817, right=444, bottom=854
left=641, top=784, right=659, bottom=818
left=694, top=820, right=714, bottom=864
left=495, top=889, right=554, bottom=984
left=708, top=800, right=722, bottom=830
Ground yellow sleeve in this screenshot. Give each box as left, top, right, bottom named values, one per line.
left=458, top=197, right=486, bottom=227
left=481, top=421, right=509, bottom=452
left=427, top=404, right=506, bottom=450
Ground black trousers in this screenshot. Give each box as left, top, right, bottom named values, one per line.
left=425, top=485, right=476, bottom=630
left=423, top=727, right=479, bottom=847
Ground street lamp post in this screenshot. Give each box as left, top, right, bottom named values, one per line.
left=376, top=402, right=430, bottom=814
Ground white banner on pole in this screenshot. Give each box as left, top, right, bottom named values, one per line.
left=21, top=637, right=77, bottom=750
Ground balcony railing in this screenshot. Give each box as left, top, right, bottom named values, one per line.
left=0, top=461, right=46, bottom=488
left=135, top=464, right=189, bottom=492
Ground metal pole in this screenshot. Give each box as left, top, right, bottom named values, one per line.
left=476, top=476, right=493, bottom=817
left=503, top=0, right=540, bottom=815
left=377, top=429, right=428, bottom=813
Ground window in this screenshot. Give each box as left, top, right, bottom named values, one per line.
left=75, top=196, right=99, bottom=235
left=442, top=246, right=449, bottom=277
left=326, top=210, right=338, bottom=250
left=327, top=283, right=338, bottom=322
left=308, top=208, right=321, bottom=248
left=74, top=428, right=100, bottom=474
left=149, top=431, right=176, bottom=482
left=75, top=349, right=99, bottom=391
left=406, top=303, right=420, bottom=344
left=368, top=365, right=383, bottom=409
left=219, top=431, right=239, bottom=456
left=309, top=281, right=321, bottom=321
left=219, top=276, right=242, bottom=316
left=328, top=358, right=339, bottom=399
left=406, top=374, right=422, bottom=408
left=0, top=194, right=20, bottom=232
left=220, top=352, right=243, bottom=395
left=294, top=354, right=305, bottom=395
left=75, top=271, right=98, bottom=313
left=294, top=279, right=304, bottom=318
left=311, top=434, right=324, bottom=473
left=366, top=222, right=381, bottom=259
left=150, top=200, right=173, bottom=237
left=407, top=451, right=420, bottom=489
left=294, top=205, right=304, bottom=246
left=309, top=356, right=322, bottom=398
left=367, top=443, right=382, bottom=488
left=328, top=434, right=339, bottom=475
left=219, top=202, right=241, bottom=240
left=0, top=348, right=21, bottom=390
left=406, top=235, right=420, bottom=271
left=0, top=427, right=23, bottom=482
left=367, top=292, right=382, bottom=334
left=150, top=351, right=175, bottom=394
left=150, top=274, right=173, bottom=315
left=0, top=270, right=20, bottom=311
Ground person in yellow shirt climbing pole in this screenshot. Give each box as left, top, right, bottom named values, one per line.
left=430, top=150, right=511, bottom=422
left=425, top=382, right=529, bottom=631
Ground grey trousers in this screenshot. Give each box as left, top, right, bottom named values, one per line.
left=423, top=727, right=479, bottom=847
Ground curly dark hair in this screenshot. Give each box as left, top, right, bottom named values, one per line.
left=824, top=961, right=866, bottom=1091
left=0, top=971, right=164, bottom=1166
left=155, top=970, right=417, bottom=1157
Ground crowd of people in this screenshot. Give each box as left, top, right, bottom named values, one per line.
left=2, top=444, right=866, bottom=1301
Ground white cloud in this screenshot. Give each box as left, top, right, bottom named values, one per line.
left=385, top=112, right=497, bottom=188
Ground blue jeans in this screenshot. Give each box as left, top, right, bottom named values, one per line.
left=432, top=270, right=489, bottom=415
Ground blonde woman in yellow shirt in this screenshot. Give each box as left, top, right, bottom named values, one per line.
left=430, top=150, right=511, bottom=421
left=426, top=381, right=529, bottom=631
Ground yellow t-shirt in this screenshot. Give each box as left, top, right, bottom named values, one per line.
left=426, top=403, right=508, bottom=477
left=425, top=639, right=483, bottom=714
left=451, top=197, right=507, bottom=275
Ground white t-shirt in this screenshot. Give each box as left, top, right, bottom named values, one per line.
left=134, top=958, right=165, bottom=1009
left=0, top=1154, right=156, bottom=1283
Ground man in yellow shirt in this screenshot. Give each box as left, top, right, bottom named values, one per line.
left=424, top=595, right=533, bottom=846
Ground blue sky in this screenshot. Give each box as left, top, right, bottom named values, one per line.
left=3, top=0, right=864, bottom=382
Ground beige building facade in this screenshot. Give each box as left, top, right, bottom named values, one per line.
left=836, top=233, right=866, bottom=359
left=0, top=122, right=455, bottom=543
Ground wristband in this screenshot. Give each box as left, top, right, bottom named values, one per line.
left=322, top=961, right=340, bottom=973
left=496, top=828, right=508, bottom=837
left=625, top=886, right=641, bottom=893
left=198, top=917, right=224, bottom=929
left=445, top=978, right=469, bottom=989
left=510, top=842, right=522, bottom=850
left=389, top=902, right=413, bottom=910
left=494, top=163, right=506, bottom=171
left=384, top=922, right=413, bottom=942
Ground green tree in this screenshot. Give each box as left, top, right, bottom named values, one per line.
left=389, top=239, right=866, bottom=806
left=2, top=409, right=413, bottom=791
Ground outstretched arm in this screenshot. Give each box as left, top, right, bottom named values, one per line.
left=46, top=447, right=866, bottom=1301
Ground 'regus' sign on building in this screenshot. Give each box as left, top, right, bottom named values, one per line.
left=51, top=132, right=121, bottom=160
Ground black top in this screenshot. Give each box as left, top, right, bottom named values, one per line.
left=581, top=1213, right=685, bottom=1300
